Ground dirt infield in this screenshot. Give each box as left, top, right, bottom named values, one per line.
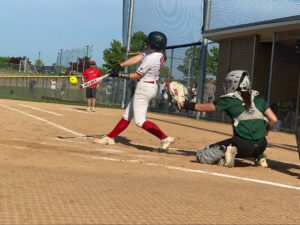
left=0, top=99, right=299, bottom=225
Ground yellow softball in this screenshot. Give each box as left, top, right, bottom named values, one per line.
left=69, top=76, right=78, bottom=85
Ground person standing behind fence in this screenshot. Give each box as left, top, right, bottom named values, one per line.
left=81, top=60, right=102, bottom=112
left=50, top=79, right=57, bottom=98
left=29, top=79, right=36, bottom=97
left=60, top=79, right=68, bottom=99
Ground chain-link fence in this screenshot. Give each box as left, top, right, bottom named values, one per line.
left=57, top=46, right=94, bottom=73
left=0, top=62, right=58, bottom=75
left=0, top=75, right=125, bottom=107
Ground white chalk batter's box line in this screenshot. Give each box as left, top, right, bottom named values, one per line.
left=18, top=104, right=64, bottom=116
left=77, top=154, right=300, bottom=191
left=63, top=108, right=90, bottom=114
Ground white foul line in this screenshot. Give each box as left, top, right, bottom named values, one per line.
left=3, top=105, right=83, bottom=137
left=86, top=155, right=300, bottom=191
left=64, top=108, right=89, bottom=114
left=18, top=104, right=64, bottom=116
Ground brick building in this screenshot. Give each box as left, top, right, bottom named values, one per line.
left=204, top=15, right=300, bottom=131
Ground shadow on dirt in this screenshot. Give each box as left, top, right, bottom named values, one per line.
left=267, top=159, right=300, bottom=177
left=115, top=136, right=196, bottom=156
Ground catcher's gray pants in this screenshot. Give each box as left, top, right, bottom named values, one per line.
left=296, top=125, right=300, bottom=160
left=212, top=136, right=267, bottom=159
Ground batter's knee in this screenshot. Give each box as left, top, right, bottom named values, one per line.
left=135, top=119, right=145, bottom=127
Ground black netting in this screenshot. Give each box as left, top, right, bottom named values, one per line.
left=210, top=0, right=300, bottom=29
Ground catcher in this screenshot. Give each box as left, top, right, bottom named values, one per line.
left=169, top=70, right=277, bottom=167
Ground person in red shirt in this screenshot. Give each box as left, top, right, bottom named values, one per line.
left=81, top=60, right=102, bottom=112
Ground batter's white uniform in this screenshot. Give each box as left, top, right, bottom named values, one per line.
left=123, top=51, right=164, bottom=127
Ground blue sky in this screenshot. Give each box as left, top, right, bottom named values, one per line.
left=1, top=0, right=300, bottom=67
left=0, top=0, right=123, bottom=66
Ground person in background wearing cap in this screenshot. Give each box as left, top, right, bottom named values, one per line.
left=81, top=60, right=102, bottom=112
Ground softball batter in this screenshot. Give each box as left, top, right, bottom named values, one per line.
left=94, top=31, right=174, bottom=151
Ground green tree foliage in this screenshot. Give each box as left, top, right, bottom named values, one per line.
left=102, top=31, right=171, bottom=78
left=103, top=40, right=125, bottom=70
left=160, top=66, right=170, bottom=80
left=206, top=47, right=218, bottom=76
left=130, top=31, right=147, bottom=53
left=177, top=46, right=219, bottom=81
left=102, top=32, right=146, bottom=71
left=177, top=46, right=201, bottom=82
left=35, top=58, right=44, bottom=67
left=0, top=57, right=10, bottom=63
left=98, top=66, right=108, bottom=75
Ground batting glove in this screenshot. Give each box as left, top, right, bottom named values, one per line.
left=109, top=64, right=122, bottom=77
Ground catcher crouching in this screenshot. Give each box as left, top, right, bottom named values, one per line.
left=169, top=70, right=278, bottom=167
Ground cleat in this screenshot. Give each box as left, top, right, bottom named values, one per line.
left=161, top=136, right=175, bottom=151
left=224, top=145, right=237, bottom=167
left=86, top=107, right=91, bottom=112
left=217, top=158, right=226, bottom=167
left=93, top=135, right=115, bottom=145
left=92, top=108, right=96, bottom=112
left=255, top=153, right=268, bottom=168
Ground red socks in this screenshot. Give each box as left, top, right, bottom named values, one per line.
left=107, top=118, right=167, bottom=140
left=107, top=118, right=130, bottom=138
left=142, top=120, right=167, bottom=140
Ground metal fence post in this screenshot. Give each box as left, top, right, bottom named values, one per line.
left=196, top=0, right=211, bottom=119
left=121, top=0, right=134, bottom=108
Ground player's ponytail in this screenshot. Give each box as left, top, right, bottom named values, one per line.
left=240, top=91, right=251, bottom=111
left=237, top=73, right=251, bottom=111
left=162, top=49, right=167, bottom=62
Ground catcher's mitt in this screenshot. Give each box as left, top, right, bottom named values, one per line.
left=168, top=81, right=188, bottom=109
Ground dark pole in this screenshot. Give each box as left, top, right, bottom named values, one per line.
left=59, top=49, right=63, bottom=75
left=86, top=45, right=89, bottom=57
left=83, top=45, right=89, bottom=71
left=196, top=0, right=211, bottom=119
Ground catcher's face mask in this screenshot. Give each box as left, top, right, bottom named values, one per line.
left=223, top=70, right=251, bottom=94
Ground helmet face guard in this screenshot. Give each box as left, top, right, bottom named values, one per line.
left=223, top=70, right=251, bottom=94
left=146, top=31, right=167, bottom=51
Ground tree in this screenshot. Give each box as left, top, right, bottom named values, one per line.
left=160, top=66, right=170, bottom=80
left=102, top=31, right=148, bottom=71
left=102, top=39, right=125, bottom=70
left=130, top=31, right=147, bottom=53
left=177, top=46, right=219, bottom=82
left=35, top=58, right=44, bottom=67
left=177, top=46, right=201, bottom=83
left=0, top=57, right=10, bottom=63
left=206, top=47, right=218, bottom=76
left=98, top=66, right=108, bottom=75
